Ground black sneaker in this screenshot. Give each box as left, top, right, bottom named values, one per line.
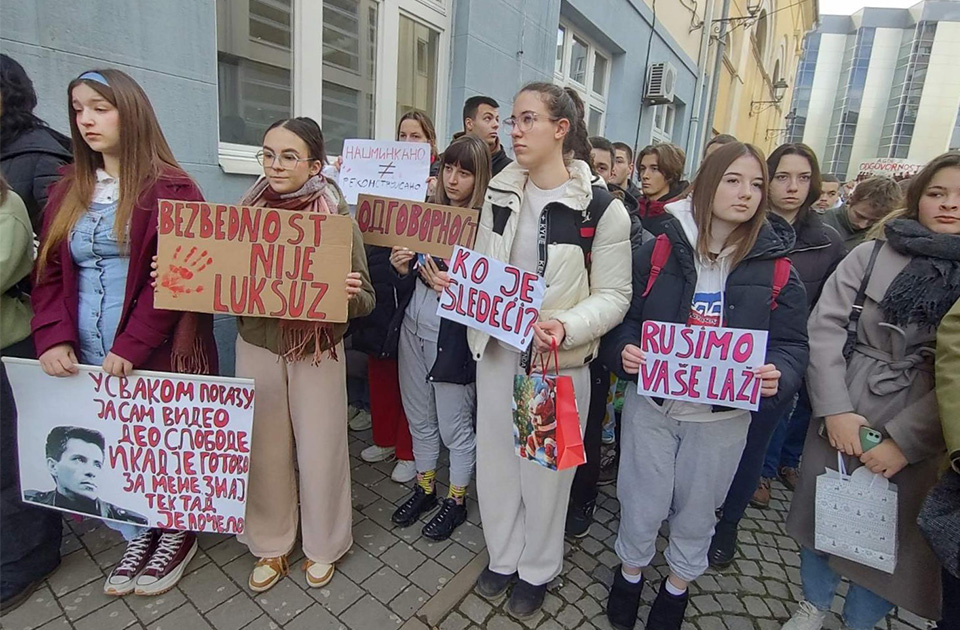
left=598, top=450, right=618, bottom=486
left=646, top=578, right=689, bottom=630
left=606, top=567, right=644, bottom=630
left=422, top=498, right=467, bottom=541
left=565, top=498, right=596, bottom=538
left=391, top=486, right=439, bottom=527
left=708, top=520, right=738, bottom=569
left=506, top=579, right=547, bottom=619
left=475, top=568, right=515, bottom=599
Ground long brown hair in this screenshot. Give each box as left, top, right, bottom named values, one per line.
left=434, top=135, right=491, bottom=209
left=397, top=110, right=438, bottom=161
left=689, top=141, right=769, bottom=268
left=38, top=69, right=184, bottom=276
left=868, top=151, right=960, bottom=239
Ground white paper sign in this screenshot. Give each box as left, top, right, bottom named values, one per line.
left=437, top=246, right=545, bottom=351
left=5, top=358, right=255, bottom=534
left=637, top=320, right=769, bottom=411
left=339, top=139, right=431, bottom=204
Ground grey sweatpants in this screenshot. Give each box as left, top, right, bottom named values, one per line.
left=476, top=341, right=591, bottom=586
left=398, top=325, right=476, bottom=487
left=616, top=389, right=750, bottom=583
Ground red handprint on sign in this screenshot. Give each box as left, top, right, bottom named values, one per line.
left=160, top=246, right=212, bottom=297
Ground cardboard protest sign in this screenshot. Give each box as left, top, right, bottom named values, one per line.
left=339, top=139, right=431, bottom=204
left=637, top=321, right=769, bottom=411
left=4, top=358, right=255, bottom=534
left=155, top=200, right=353, bottom=323
left=855, top=158, right=924, bottom=183
left=437, top=246, right=545, bottom=351
left=356, top=194, right=479, bottom=259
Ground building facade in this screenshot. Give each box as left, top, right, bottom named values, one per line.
left=1, top=0, right=715, bottom=203
left=709, top=0, right=818, bottom=159
left=786, top=1, right=960, bottom=180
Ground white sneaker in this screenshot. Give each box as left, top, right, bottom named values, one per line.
left=361, top=444, right=396, bottom=463
left=348, top=409, right=372, bottom=431
left=391, top=460, right=417, bottom=483
left=782, top=601, right=827, bottom=630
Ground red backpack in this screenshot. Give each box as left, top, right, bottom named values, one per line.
left=640, top=233, right=792, bottom=310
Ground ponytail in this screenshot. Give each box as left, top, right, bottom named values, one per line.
left=562, top=87, right=592, bottom=165
left=518, top=82, right=592, bottom=166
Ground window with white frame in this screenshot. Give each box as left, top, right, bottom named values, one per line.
left=651, top=104, right=675, bottom=144
left=554, top=21, right=610, bottom=137
left=215, top=0, right=450, bottom=173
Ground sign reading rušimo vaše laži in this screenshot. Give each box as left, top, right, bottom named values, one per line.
left=637, top=321, right=768, bottom=411
left=5, top=358, right=255, bottom=534
left=436, top=246, right=545, bottom=351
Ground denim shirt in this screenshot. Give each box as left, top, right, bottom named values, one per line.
left=69, top=170, right=130, bottom=365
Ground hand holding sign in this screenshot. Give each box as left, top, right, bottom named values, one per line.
left=346, top=272, right=363, bottom=301
left=38, top=344, right=79, bottom=377
left=437, top=246, right=545, bottom=351
left=621, top=344, right=646, bottom=374
left=755, top=363, right=781, bottom=398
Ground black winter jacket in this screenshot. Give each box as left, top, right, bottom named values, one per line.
left=393, top=272, right=476, bottom=385
left=491, top=146, right=512, bottom=176
left=635, top=180, right=689, bottom=236
left=350, top=246, right=413, bottom=359
left=1, top=126, right=72, bottom=232
left=769, top=211, right=846, bottom=308
left=600, top=214, right=810, bottom=412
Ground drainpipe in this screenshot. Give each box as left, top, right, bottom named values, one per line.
left=702, top=0, right=732, bottom=160
left=686, top=0, right=717, bottom=171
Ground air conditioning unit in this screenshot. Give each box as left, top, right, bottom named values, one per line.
left=645, top=62, right=677, bottom=105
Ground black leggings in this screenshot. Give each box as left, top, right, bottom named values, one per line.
left=569, top=362, right=610, bottom=509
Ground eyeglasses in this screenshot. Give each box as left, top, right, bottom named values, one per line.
left=503, top=112, right=559, bottom=133
left=256, top=150, right=316, bottom=169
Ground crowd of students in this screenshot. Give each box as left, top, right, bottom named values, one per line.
left=2, top=55, right=960, bottom=630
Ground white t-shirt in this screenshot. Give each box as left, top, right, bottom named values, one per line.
left=509, top=179, right=570, bottom=273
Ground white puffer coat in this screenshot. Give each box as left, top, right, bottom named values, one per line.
left=467, top=159, right=632, bottom=369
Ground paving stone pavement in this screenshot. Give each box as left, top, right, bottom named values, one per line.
left=1, top=433, right=937, bottom=630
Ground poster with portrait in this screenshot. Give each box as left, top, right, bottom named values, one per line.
left=4, top=358, right=255, bottom=534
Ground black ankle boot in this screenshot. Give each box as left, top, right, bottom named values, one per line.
left=646, top=578, right=688, bottom=630
left=708, top=519, right=738, bottom=569
left=606, top=567, right=644, bottom=630
left=475, top=568, right=515, bottom=599
left=507, top=579, right=547, bottom=618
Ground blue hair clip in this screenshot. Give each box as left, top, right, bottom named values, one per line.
left=77, top=71, right=109, bottom=87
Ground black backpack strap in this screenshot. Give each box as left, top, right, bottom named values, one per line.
left=579, top=185, right=613, bottom=270
left=843, top=240, right=884, bottom=361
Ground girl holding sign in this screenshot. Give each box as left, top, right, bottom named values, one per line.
left=469, top=83, right=632, bottom=618
left=233, top=117, right=374, bottom=593
left=352, top=108, right=442, bottom=483
left=782, top=153, right=960, bottom=629
left=599, top=142, right=809, bottom=630
left=30, top=70, right=219, bottom=597
left=387, top=135, right=489, bottom=541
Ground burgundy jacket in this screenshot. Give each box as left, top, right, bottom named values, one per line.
left=31, top=168, right=219, bottom=373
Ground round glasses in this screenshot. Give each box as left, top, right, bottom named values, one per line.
left=256, top=150, right=317, bottom=169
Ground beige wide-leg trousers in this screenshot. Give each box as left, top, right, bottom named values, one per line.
left=236, top=336, right=353, bottom=564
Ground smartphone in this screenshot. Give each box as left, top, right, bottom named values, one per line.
left=415, top=254, right=447, bottom=270
left=859, top=426, right=883, bottom=452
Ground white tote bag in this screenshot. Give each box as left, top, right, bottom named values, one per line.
left=815, top=453, right=898, bottom=574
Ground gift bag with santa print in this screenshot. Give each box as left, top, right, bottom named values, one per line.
left=511, top=342, right=585, bottom=471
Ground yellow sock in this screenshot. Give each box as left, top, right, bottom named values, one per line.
left=417, top=470, right=436, bottom=494
left=448, top=485, right=467, bottom=504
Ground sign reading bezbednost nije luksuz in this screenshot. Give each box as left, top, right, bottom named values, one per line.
left=637, top=321, right=768, bottom=411
left=437, top=246, right=545, bottom=351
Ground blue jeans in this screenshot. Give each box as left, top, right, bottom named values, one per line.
left=762, top=386, right=812, bottom=479
left=800, top=547, right=894, bottom=630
